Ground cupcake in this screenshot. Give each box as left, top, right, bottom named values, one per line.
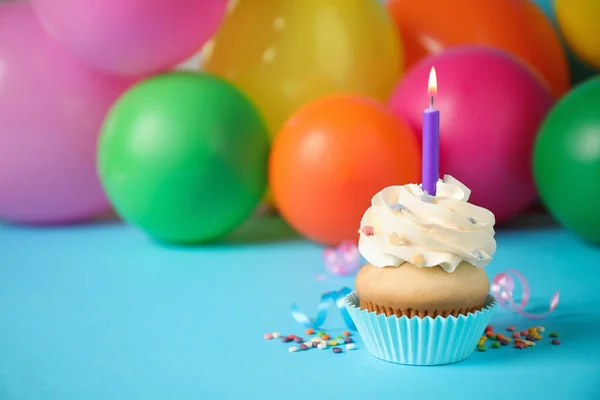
left=344, top=175, right=497, bottom=365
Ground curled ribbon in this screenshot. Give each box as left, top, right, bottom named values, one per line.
left=491, top=269, right=560, bottom=320
left=290, top=287, right=356, bottom=330
left=323, top=241, right=362, bottom=276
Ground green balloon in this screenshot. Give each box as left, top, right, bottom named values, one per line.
left=533, top=76, right=600, bottom=244
left=98, top=72, right=270, bottom=244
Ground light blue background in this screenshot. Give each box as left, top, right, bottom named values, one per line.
left=1, top=213, right=599, bottom=399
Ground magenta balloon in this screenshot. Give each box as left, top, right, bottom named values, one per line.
left=0, top=3, right=134, bottom=224
left=389, top=46, right=554, bottom=222
left=31, top=0, right=227, bottom=76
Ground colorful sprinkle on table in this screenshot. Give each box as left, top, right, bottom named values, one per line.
left=273, top=325, right=559, bottom=357
left=267, top=330, right=358, bottom=355
left=474, top=325, right=562, bottom=353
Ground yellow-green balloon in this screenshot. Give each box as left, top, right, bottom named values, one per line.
left=555, top=0, right=600, bottom=70
left=533, top=76, right=600, bottom=244
left=98, top=72, right=270, bottom=244
left=202, top=0, right=403, bottom=137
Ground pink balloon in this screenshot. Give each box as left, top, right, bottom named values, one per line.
left=0, top=2, right=134, bottom=224
left=31, top=0, right=228, bottom=76
left=389, top=46, right=554, bottom=222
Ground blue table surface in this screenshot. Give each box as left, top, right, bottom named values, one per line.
left=1, top=212, right=599, bottom=400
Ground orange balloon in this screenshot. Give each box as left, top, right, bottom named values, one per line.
left=270, top=94, right=421, bottom=245
left=387, top=0, right=569, bottom=98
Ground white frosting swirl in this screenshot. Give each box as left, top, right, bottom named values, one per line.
left=358, top=175, right=496, bottom=273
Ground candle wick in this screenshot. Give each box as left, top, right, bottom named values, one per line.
left=429, top=95, right=434, bottom=109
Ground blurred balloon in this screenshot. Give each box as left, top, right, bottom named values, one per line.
left=270, top=94, right=420, bottom=246
left=203, top=0, right=402, bottom=137
left=533, top=76, right=600, bottom=244
left=31, top=0, right=227, bottom=77
left=387, top=0, right=569, bottom=98
left=98, top=72, right=270, bottom=244
left=532, top=0, right=554, bottom=15
left=0, top=2, right=133, bottom=224
left=389, top=47, right=554, bottom=222
left=555, top=0, right=600, bottom=70
left=532, top=0, right=553, bottom=14
left=532, top=0, right=597, bottom=85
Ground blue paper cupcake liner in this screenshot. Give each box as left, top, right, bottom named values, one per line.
left=344, top=292, right=497, bottom=366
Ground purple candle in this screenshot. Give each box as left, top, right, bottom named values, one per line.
left=422, top=67, right=440, bottom=196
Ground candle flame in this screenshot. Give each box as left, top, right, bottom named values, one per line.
left=428, top=67, right=437, bottom=97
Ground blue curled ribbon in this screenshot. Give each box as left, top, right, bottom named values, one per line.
left=290, top=287, right=356, bottom=331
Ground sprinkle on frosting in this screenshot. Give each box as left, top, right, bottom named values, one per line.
left=360, top=226, right=375, bottom=236
left=411, top=253, right=425, bottom=267
left=390, top=203, right=406, bottom=212
left=358, top=175, right=496, bottom=272
left=387, top=232, right=405, bottom=246
left=472, top=249, right=484, bottom=261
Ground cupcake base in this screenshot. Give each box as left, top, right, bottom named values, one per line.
left=359, top=299, right=483, bottom=318
left=345, top=292, right=497, bottom=366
